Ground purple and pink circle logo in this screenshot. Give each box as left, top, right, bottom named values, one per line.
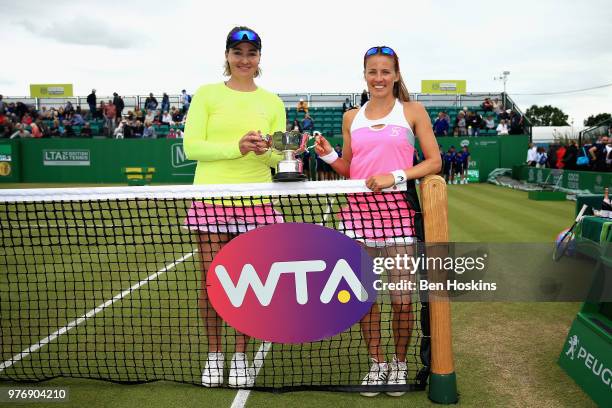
left=207, top=223, right=376, bottom=343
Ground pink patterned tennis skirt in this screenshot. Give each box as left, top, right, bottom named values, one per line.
left=339, top=192, right=416, bottom=246
left=184, top=201, right=283, bottom=234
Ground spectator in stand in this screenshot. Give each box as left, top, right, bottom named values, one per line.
left=49, top=119, right=63, bottom=137
left=493, top=98, right=503, bottom=115
left=65, top=101, right=75, bottom=115
left=171, top=106, right=183, bottom=123
left=161, top=93, right=170, bottom=113
left=145, top=109, right=156, bottom=124
left=134, top=106, right=145, bottom=122
left=297, top=98, right=309, bottom=114
left=484, top=114, right=496, bottom=131
left=153, top=110, right=163, bottom=125
left=123, top=120, right=135, bottom=138
left=180, top=89, right=191, bottom=113
left=0, top=94, right=5, bottom=114
left=302, top=113, right=314, bottom=132
left=30, top=121, right=43, bottom=138
left=509, top=111, right=524, bottom=135
left=526, top=143, right=537, bottom=166
left=10, top=124, right=32, bottom=139
left=144, top=93, right=158, bottom=112
left=291, top=118, right=302, bottom=132
left=14, top=102, right=27, bottom=121
left=433, top=112, right=449, bottom=136
left=80, top=122, right=92, bottom=138
left=556, top=144, right=567, bottom=169
left=535, top=147, right=548, bottom=168
left=360, top=89, right=369, bottom=106
left=143, top=120, right=156, bottom=139
left=589, top=136, right=608, bottom=172
left=481, top=98, right=493, bottom=112
left=72, top=111, right=86, bottom=126
left=496, top=119, right=509, bottom=135
left=454, top=111, right=467, bottom=136
left=21, top=112, right=33, bottom=125
left=113, top=92, right=125, bottom=123
left=114, top=121, right=126, bottom=139
left=98, top=101, right=106, bottom=120
left=162, top=111, right=173, bottom=125
left=342, top=97, right=354, bottom=112
left=37, top=118, right=49, bottom=137
left=103, top=100, right=117, bottom=137
left=498, top=109, right=511, bottom=122
left=132, top=120, right=144, bottom=138
left=563, top=141, right=578, bottom=170
left=467, top=111, right=482, bottom=136
left=87, top=89, right=97, bottom=118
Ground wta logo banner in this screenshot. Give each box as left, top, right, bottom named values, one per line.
left=207, top=223, right=376, bottom=343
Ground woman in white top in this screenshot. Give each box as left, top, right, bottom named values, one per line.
left=496, top=119, right=509, bottom=135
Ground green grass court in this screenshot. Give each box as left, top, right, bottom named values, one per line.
left=0, top=183, right=596, bottom=407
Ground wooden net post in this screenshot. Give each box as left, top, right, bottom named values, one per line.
left=419, top=175, right=458, bottom=404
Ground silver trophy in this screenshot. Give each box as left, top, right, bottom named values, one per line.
left=267, top=130, right=309, bottom=182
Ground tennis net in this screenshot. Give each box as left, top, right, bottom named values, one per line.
left=0, top=180, right=430, bottom=392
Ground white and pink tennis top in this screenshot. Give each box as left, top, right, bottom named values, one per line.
left=348, top=99, right=415, bottom=179
left=339, top=99, right=418, bottom=245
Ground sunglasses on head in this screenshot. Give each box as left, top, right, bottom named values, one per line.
left=228, top=29, right=260, bottom=43
left=364, top=46, right=396, bottom=58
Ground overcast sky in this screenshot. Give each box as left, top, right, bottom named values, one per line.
left=1, top=0, right=611, bottom=127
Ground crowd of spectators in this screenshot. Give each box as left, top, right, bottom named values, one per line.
left=432, top=98, right=524, bottom=137
left=0, top=90, right=191, bottom=139
left=526, top=132, right=612, bottom=172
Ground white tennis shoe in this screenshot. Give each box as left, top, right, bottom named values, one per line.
left=360, top=359, right=389, bottom=397
left=201, top=352, right=224, bottom=387
left=228, top=352, right=255, bottom=388
left=386, top=356, right=408, bottom=396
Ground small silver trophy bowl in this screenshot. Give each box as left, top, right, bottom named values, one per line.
left=269, top=130, right=309, bottom=182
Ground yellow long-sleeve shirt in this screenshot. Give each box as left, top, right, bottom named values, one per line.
left=183, top=82, right=286, bottom=184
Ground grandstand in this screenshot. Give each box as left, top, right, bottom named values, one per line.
left=2, top=91, right=531, bottom=139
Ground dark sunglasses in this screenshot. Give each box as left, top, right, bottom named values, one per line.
left=228, top=29, right=260, bottom=44
left=364, top=46, right=396, bottom=58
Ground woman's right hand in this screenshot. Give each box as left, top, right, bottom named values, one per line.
left=239, top=131, right=269, bottom=155
left=314, top=135, right=332, bottom=156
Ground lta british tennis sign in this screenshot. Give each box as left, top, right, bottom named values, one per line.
left=207, top=223, right=376, bottom=343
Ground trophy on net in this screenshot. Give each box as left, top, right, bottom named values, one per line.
left=266, top=130, right=309, bottom=182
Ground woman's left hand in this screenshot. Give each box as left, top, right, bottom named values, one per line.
left=365, top=174, right=395, bottom=192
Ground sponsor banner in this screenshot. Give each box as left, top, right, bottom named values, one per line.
left=30, top=84, right=74, bottom=98
left=43, top=149, right=90, bottom=166
left=0, top=144, right=12, bottom=162
left=558, top=316, right=612, bottom=406
left=170, top=143, right=196, bottom=176
left=521, top=166, right=612, bottom=194
left=421, top=80, right=467, bottom=94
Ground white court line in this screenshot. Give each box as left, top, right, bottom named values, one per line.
left=230, top=341, right=272, bottom=408
left=0, top=250, right=197, bottom=372
left=231, top=199, right=335, bottom=408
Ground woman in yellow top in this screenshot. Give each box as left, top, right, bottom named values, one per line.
left=183, top=26, right=286, bottom=388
